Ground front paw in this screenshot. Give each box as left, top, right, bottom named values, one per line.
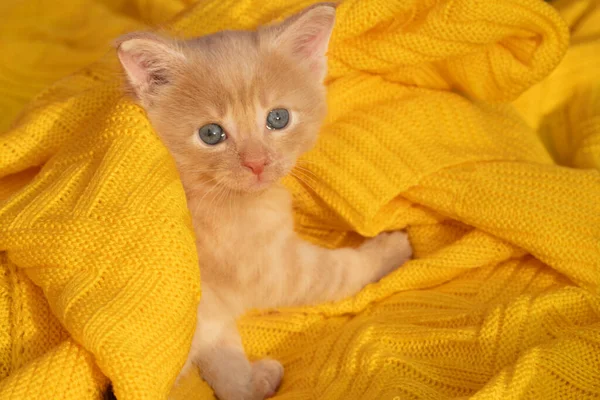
left=251, top=359, right=284, bottom=399
left=360, top=231, right=412, bottom=281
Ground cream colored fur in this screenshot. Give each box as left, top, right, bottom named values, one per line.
left=116, top=4, right=412, bottom=399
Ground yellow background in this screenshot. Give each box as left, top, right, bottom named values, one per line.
left=1, top=0, right=599, bottom=399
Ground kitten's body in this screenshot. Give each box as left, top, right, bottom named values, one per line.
left=116, top=4, right=412, bottom=399
left=191, top=186, right=294, bottom=309
left=185, top=180, right=408, bottom=400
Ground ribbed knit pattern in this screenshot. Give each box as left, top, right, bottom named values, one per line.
left=1, top=0, right=599, bottom=399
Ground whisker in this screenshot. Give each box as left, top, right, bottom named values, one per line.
left=295, top=159, right=319, bottom=167
left=194, top=175, right=229, bottom=215
left=211, top=184, right=229, bottom=223
left=182, top=167, right=227, bottom=174
left=290, top=171, right=318, bottom=194
left=196, top=175, right=221, bottom=185
left=268, top=159, right=285, bottom=167
left=291, top=168, right=319, bottom=185
left=293, top=165, right=319, bottom=179
left=226, top=186, right=234, bottom=235
left=205, top=185, right=223, bottom=224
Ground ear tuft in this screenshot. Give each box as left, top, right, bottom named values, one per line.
left=269, top=3, right=337, bottom=81
left=114, top=32, right=186, bottom=102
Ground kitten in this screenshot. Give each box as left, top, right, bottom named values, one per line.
left=115, top=3, right=412, bottom=399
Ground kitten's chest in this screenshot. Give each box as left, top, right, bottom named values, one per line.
left=191, top=186, right=294, bottom=278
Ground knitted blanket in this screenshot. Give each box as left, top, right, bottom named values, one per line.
left=1, top=0, right=599, bottom=399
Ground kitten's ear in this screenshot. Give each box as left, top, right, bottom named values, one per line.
left=114, top=32, right=186, bottom=102
left=267, top=3, right=336, bottom=81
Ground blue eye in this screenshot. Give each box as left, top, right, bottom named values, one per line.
left=198, top=124, right=226, bottom=145
left=266, top=109, right=289, bottom=130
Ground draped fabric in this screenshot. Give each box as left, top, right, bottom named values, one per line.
left=1, top=0, right=598, bottom=399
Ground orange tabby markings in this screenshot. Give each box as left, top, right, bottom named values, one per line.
left=116, top=3, right=412, bottom=399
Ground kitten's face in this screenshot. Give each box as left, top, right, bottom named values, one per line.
left=147, top=32, right=326, bottom=193
left=116, top=4, right=335, bottom=194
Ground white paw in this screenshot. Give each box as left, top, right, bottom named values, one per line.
left=251, top=359, right=284, bottom=399
left=361, top=231, right=412, bottom=281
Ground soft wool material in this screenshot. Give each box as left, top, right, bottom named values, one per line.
left=1, top=0, right=599, bottom=399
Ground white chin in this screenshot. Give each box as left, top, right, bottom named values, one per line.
left=225, top=174, right=276, bottom=193
left=245, top=179, right=272, bottom=192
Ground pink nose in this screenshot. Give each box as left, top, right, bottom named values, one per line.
left=242, top=159, right=267, bottom=175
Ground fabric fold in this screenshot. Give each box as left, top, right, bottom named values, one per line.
left=1, top=0, right=598, bottom=399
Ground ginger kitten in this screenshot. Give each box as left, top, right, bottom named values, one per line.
left=116, top=4, right=412, bottom=399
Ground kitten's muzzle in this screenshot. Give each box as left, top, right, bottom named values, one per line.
left=242, top=158, right=268, bottom=176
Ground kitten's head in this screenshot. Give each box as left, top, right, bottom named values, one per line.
left=115, top=3, right=336, bottom=194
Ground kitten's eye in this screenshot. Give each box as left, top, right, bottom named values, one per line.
left=198, top=124, right=226, bottom=145
left=266, top=109, right=289, bottom=130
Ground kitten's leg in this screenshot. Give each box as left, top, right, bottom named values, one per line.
left=284, top=231, right=412, bottom=306
left=196, top=327, right=282, bottom=400
left=178, top=287, right=283, bottom=400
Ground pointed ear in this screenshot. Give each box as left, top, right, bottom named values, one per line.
left=267, top=3, right=336, bottom=81
left=114, top=32, right=186, bottom=102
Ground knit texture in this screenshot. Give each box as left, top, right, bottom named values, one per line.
left=1, top=0, right=599, bottom=399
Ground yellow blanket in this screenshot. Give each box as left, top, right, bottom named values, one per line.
left=1, top=0, right=599, bottom=399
